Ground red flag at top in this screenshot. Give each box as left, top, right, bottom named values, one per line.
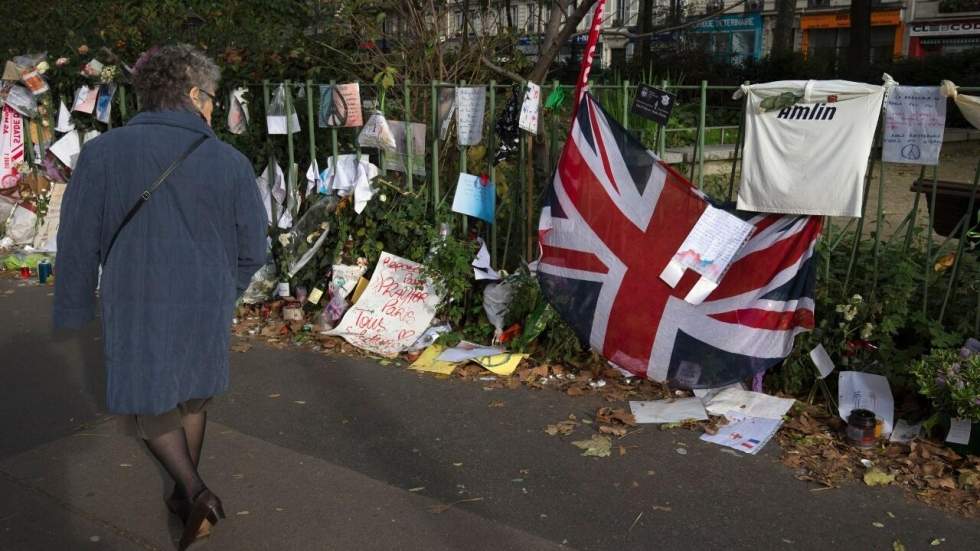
left=573, top=0, right=607, bottom=111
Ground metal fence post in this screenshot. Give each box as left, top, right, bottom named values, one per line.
left=430, top=80, right=439, bottom=213
left=262, top=80, right=277, bottom=226
left=622, top=79, right=630, bottom=130
left=657, top=79, right=667, bottom=158
left=696, top=80, right=707, bottom=189
left=404, top=78, right=414, bottom=192
left=489, top=80, right=498, bottom=268
left=305, top=80, right=317, bottom=200
left=284, top=80, right=297, bottom=214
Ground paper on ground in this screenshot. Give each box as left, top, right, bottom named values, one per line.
left=703, top=387, right=795, bottom=420
left=947, top=418, right=972, bottom=445
left=838, top=371, right=894, bottom=435
left=890, top=419, right=922, bottom=444
left=326, top=252, right=441, bottom=357
left=700, top=414, right=783, bottom=455
left=692, top=383, right=745, bottom=402
left=410, top=345, right=458, bottom=375
left=629, top=398, right=708, bottom=424
left=474, top=353, right=527, bottom=376
left=436, top=341, right=504, bottom=363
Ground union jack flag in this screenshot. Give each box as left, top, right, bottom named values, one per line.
left=537, top=94, right=823, bottom=387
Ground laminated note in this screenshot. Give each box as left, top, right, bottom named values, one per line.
left=659, top=205, right=754, bottom=305
left=437, top=88, right=456, bottom=141
left=518, top=82, right=541, bottom=134
left=383, top=121, right=426, bottom=176
left=71, top=85, right=98, bottom=114
left=95, top=83, right=116, bottom=123
left=456, top=86, right=486, bottom=146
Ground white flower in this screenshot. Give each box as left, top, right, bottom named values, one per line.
left=860, top=323, right=874, bottom=340
left=277, top=233, right=292, bottom=247
left=379, top=194, right=387, bottom=202
left=843, top=305, right=858, bottom=322
left=850, top=294, right=863, bottom=304
left=36, top=61, right=50, bottom=74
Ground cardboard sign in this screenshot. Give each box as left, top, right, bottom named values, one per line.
left=631, top=85, right=675, bottom=125
left=327, top=252, right=441, bottom=357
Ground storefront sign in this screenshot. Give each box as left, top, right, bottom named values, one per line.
left=909, top=20, right=980, bottom=36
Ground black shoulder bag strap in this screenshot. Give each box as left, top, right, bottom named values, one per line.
left=103, top=135, right=209, bottom=264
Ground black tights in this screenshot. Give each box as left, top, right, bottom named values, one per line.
left=143, top=411, right=208, bottom=501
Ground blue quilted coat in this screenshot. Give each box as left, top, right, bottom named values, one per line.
left=54, top=110, right=268, bottom=415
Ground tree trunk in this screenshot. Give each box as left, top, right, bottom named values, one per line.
left=772, top=0, right=795, bottom=57
left=847, top=0, right=872, bottom=79
left=638, top=0, right=653, bottom=73
left=504, top=0, right=513, bottom=31
left=527, top=0, right=600, bottom=83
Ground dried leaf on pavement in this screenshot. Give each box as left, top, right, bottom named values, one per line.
left=571, top=434, right=612, bottom=457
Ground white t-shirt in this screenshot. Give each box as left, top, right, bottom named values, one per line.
left=737, top=80, right=886, bottom=218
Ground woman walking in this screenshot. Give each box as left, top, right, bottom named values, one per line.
left=54, top=44, right=267, bottom=549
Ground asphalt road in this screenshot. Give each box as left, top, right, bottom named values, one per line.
left=1, top=276, right=979, bottom=551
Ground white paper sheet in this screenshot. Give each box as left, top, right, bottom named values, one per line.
left=838, top=371, right=895, bottom=435
left=809, top=344, right=835, bottom=379
left=629, top=398, right=708, bottom=424
left=55, top=101, right=74, bottom=133
left=472, top=241, right=500, bottom=281
left=357, top=112, right=396, bottom=150
left=703, top=388, right=796, bottom=420
left=660, top=205, right=754, bottom=305
left=305, top=159, right=320, bottom=197
left=327, top=252, right=442, bottom=357
left=947, top=418, right=972, bottom=445
left=49, top=130, right=81, bottom=169
left=71, top=85, right=97, bottom=114
left=456, top=86, right=486, bottom=146
left=255, top=165, right=274, bottom=226
left=436, top=341, right=504, bottom=363
left=700, top=414, right=783, bottom=455
left=889, top=419, right=922, bottom=444
left=883, top=86, right=946, bottom=165
left=519, top=82, right=541, bottom=134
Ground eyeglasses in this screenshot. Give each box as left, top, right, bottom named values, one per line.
left=197, top=88, right=217, bottom=106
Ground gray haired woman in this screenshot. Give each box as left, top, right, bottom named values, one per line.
left=54, top=44, right=267, bottom=549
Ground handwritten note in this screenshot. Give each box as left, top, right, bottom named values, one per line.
left=327, top=252, right=441, bottom=357
left=519, top=82, right=541, bottom=134
left=456, top=86, right=486, bottom=146
left=883, top=86, right=946, bottom=166
left=384, top=121, right=426, bottom=176
left=660, top=205, right=754, bottom=305
left=838, top=371, right=895, bottom=435
left=451, top=173, right=495, bottom=223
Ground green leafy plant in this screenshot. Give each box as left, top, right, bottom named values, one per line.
left=911, top=347, right=980, bottom=422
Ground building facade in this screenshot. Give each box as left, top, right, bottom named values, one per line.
left=906, top=0, right=980, bottom=56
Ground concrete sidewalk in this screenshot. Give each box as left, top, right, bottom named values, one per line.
left=3, top=277, right=980, bottom=550
left=0, top=419, right=562, bottom=551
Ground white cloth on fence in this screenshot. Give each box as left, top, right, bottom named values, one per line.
left=737, top=79, right=890, bottom=218
left=941, top=80, right=980, bottom=130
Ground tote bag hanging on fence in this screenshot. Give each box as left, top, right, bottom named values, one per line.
left=736, top=79, right=889, bottom=218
